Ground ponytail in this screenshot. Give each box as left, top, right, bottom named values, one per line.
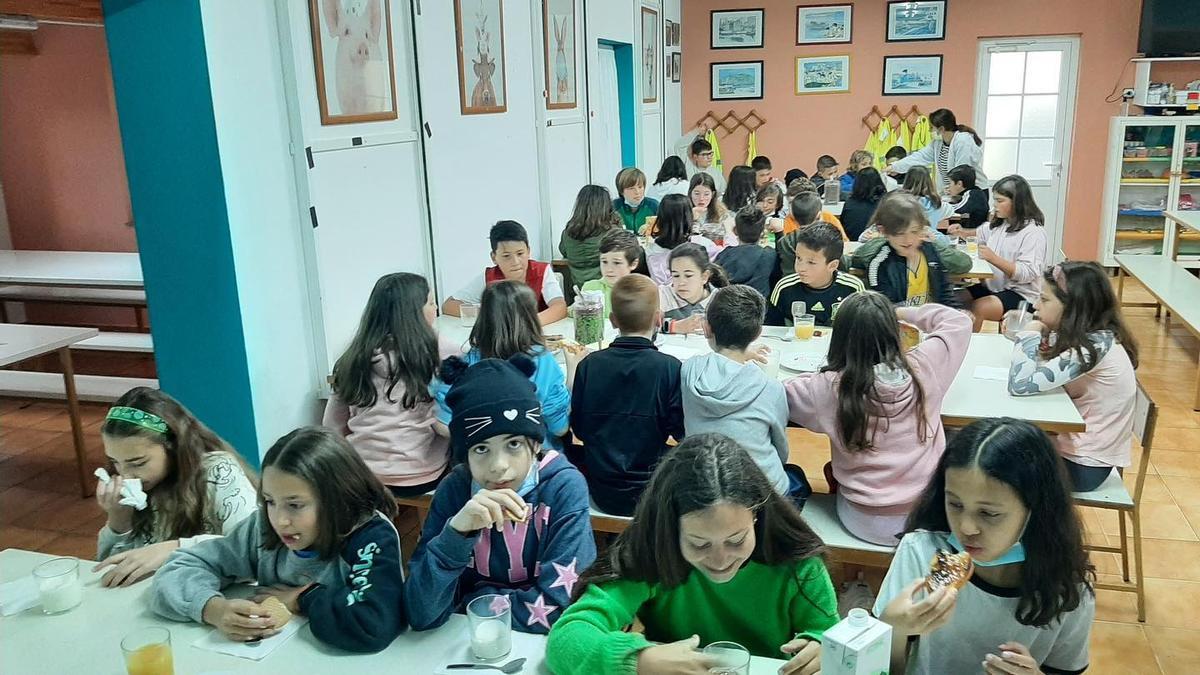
left=668, top=242, right=728, bottom=289
left=929, top=108, right=982, bottom=146
left=708, top=263, right=730, bottom=289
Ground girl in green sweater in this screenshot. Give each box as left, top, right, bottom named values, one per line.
left=546, top=434, right=838, bottom=675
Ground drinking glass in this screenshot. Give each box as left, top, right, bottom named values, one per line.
left=703, top=641, right=750, bottom=675
left=794, top=314, right=816, bottom=340
left=121, top=627, right=174, bottom=675
left=466, top=594, right=512, bottom=662
left=33, top=557, right=82, bottom=615
left=460, top=303, right=479, bottom=328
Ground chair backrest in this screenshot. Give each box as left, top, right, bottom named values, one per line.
left=1129, top=379, right=1158, bottom=504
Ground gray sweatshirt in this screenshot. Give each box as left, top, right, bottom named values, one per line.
left=681, top=352, right=791, bottom=494
left=150, top=511, right=407, bottom=653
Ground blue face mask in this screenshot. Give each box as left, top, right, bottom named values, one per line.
left=625, top=198, right=643, bottom=209
left=948, top=515, right=1029, bottom=567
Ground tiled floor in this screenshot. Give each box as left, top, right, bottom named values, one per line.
left=1, top=279, right=1197, bottom=673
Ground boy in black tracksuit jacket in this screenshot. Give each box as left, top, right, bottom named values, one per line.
left=947, top=164, right=990, bottom=230
left=566, top=275, right=684, bottom=516
left=850, top=236, right=971, bottom=308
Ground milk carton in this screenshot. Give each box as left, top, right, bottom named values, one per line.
left=820, top=608, right=892, bottom=675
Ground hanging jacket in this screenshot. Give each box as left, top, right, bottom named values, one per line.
left=866, top=124, right=893, bottom=171
left=705, top=128, right=724, bottom=177
left=899, top=119, right=913, bottom=153
left=909, top=116, right=932, bottom=154
left=746, top=130, right=758, bottom=164
left=850, top=237, right=970, bottom=308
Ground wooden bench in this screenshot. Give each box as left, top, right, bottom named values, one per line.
left=0, top=371, right=158, bottom=403
left=0, top=285, right=148, bottom=329
left=1115, top=254, right=1200, bottom=410
left=72, top=332, right=154, bottom=354
left=801, top=493, right=896, bottom=567
left=394, top=492, right=635, bottom=534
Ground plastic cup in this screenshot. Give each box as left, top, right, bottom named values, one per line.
left=460, top=303, right=479, bottom=328
left=965, top=237, right=978, bottom=256
left=466, top=595, right=512, bottom=662
left=704, top=641, right=750, bottom=675
left=33, top=557, right=82, bottom=615
left=794, top=314, right=816, bottom=340
left=752, top=342, right=780, bottom=379
left=121, top=627, right=174, bottom=675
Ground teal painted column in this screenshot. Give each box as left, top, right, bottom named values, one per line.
left=102, top=0, right=259, bottom=466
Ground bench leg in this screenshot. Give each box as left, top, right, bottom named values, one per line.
left=59, top=347, right=92, bottom=499
left=1116, top=268, right=1126, bottom=304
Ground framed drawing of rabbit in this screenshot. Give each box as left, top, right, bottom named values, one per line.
left=308, top=0, right=399, bottom=125
left=542, top=0, right=576, bottom=110
left=454, top=0, right=508, bottom=115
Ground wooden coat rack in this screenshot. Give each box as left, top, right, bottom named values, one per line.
left=693, top=109, right=768, bottom=136
left=861, top=105, right=925, bottom=132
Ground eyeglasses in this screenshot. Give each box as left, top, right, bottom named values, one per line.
left=697, top=152, right=714, bottom=159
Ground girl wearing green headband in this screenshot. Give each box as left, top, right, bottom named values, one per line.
left=94, top=387, right=257, bottom=588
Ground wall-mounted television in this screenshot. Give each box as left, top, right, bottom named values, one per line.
left=1139, top=0, right=1200, bottom=57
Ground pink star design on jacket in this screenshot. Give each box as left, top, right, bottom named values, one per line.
left=548, top=558, right=580, bottom=596
left=524, top=593, right=559, bottom=630
left=488, top=595, right=510, bottom=614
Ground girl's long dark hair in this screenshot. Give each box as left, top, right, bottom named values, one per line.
left=575, top=434, right=826, bottom=596
left=689, top=172, right=726, bottom=224
left=332, top=272, right=438, bottom=409
left=905, top=418, right=1094, bottom=626
left=902, top=166, right=942, bottom=208
left=850, top=167, right=886, bottom=203
left=989, top=175, right=1045, bottom=233
left=655, top=193, right=694, bottom=249
left=723, top=165, right=757, bottom=212
left=565, top=185, right=621, bottom=240
left=654, top=156, right=688, bottom=185
left=1041, top=261, right=1139, bottom=370
left=824, top=292, right=928, bottom=451
left=102, top=387, right=255, bottom=543
left=929, top=108, right=982, bottom=146
left=260, top=426, right=396, bottom=559
left=469, top=280, right=545, bottom=360
left=669, top=242, right=729, bottom=289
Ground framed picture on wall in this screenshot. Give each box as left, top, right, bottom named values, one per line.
left=795, top=55, right=850, bottom=95
left=672, top=53, right=681, bottom=83
left=674, top=22, right=682, bottom=46
left=882, top=55, right=942, bottom=95
left=665, top=19, right=675, bottom=47
left=543, top=0, right=576, bottom=110
left=886, top=0, right=946, bottom=42
left=711, top=9, right=764, bottom=49
left=454, top=0, right=507, bottom=115
left=711, top=60, right=764, bottom=100
left=642, top=7, right=659, bottom=103
left=308, top=0, right=399, bottom=125
left=796, top=4, right=853, bottom=45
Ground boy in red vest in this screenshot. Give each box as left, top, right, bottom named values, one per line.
left=443, top=220, right=568, bottom=325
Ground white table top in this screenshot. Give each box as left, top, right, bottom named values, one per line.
left=436, top=316, right=1084, bottom=433
left=0, top=548, right=787, bottom=674
left=0, top=323, right=98, bottom=367
left=824, top=200, right=844, bottom=216
left=0, top=250, right=144, bottom=288
left=1165, top=210, right=1200, bottom=234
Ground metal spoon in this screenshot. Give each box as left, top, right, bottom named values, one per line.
left=446, top=657, right=527, bottom=673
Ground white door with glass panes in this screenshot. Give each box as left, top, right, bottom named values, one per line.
left=974, top=37, right=1080, bottom=262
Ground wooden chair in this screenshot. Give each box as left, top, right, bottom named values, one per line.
left=1074, top=380, right=1157, bottom=622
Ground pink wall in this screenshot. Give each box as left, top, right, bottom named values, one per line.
left=682, top=0, right=1199, bottom=260
left=0, top=24, right=137, bottom=327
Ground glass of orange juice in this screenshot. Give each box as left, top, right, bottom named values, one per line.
left=794, top=314, right=816, bottom=340
left=122, top=627, right=174, bottom=675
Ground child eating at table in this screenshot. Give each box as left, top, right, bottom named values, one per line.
left=784, top=291, right=971, bottom=545
left=715, top=205, right=776, bottom=298
left=434, top=281, right=570, bottom=451
left=659, top=243, right=729, bottom=334
left=875, top=418, right=1095, bottom=674
left=324, top=272, right=461, bottom=498
left=442, top=220, right=568, bottom=325
left=613, top=167, right=660, bottom=233
left=94, top=387, right=257, bottom=588
left=150, top=427, right=406, bottom=653
left=1006, top=261, right=1139, bottom=491
left=645, top=194, right=720, bottom=285
left=569, top=275, right=684, bottom=516
left=578, top=228, right=643, bottom=320
left=545, top=434, right=838, bottom=673
left=850, top=192, right=972, bottom=307
left=768, top=222, right=863, bottom=327
left=406, top=356, right=596, bottom=634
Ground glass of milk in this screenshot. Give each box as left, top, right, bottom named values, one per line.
left=703, top=641, right=750, bottom=675
left=466, top=594, right=512, bottom=662
left=33, top=557, right=83, bottom=615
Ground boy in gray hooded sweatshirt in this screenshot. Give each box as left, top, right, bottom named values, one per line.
left=681, top=285, right=800, bottom=501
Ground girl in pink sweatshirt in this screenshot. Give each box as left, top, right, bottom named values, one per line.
left=324, top=273, right=462, bottom=496
left=784, top=292, right=971, bottom=545
left=963, top=175, right=1048, bottom=332
left=1006, top=261, right=1139, bottom=491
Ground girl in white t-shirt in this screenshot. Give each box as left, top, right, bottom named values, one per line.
left=874, top=417, right=1095, bottom=675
